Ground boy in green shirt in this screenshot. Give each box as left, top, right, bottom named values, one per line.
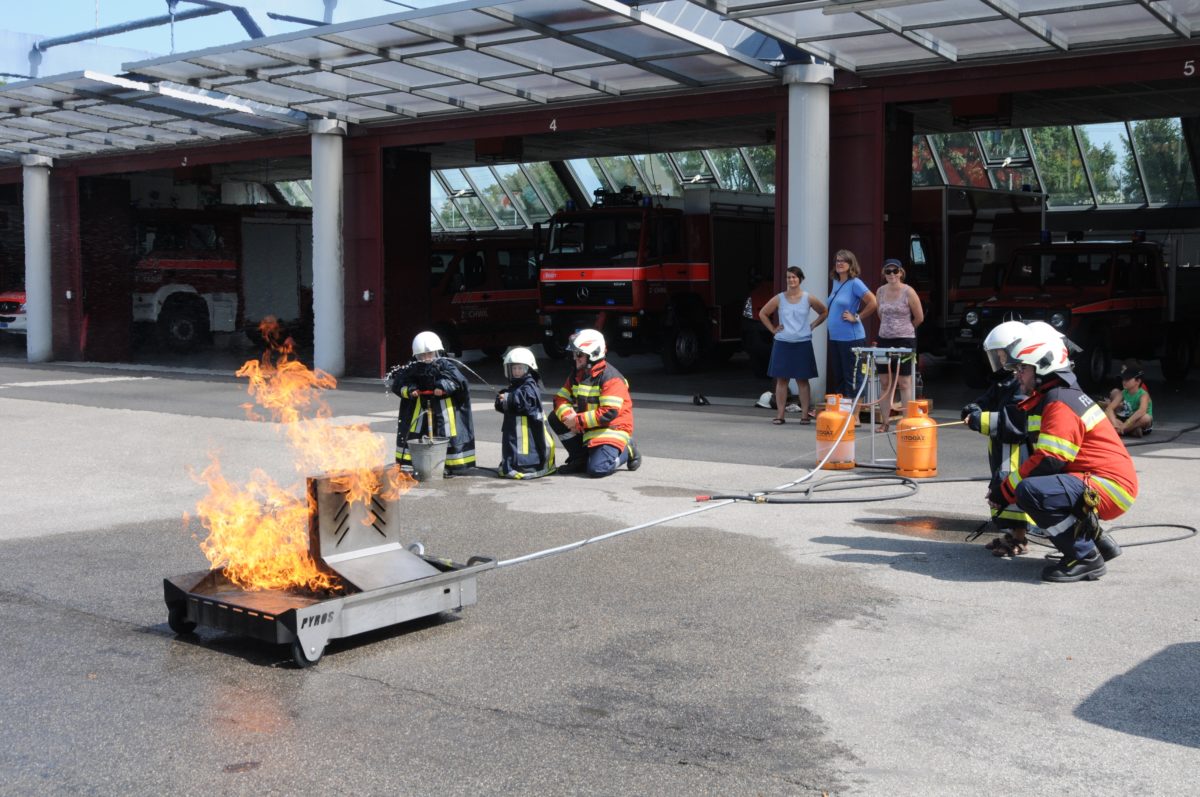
left=1103, top=360, right=1153, bottom=438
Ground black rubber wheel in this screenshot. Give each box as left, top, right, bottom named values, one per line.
left=158, top=295, right=210, bottom=353
left=661, top=324, right=703, bottom=373
left=167, top=603, right=196, bottom=635
left=1078, top=340, right=1110, bottom=389
left=1161, top=332, right=1193, bottom=384
left=291, top=638, right=321, bottom=668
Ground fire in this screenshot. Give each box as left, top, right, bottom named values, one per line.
left=190, top=318, right=415, bottom=592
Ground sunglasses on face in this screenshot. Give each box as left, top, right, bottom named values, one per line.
left=883, top=268, right=900, bottom=275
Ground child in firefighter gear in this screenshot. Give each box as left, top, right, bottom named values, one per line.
left=550, top=328, right=641, bottom=477
left=494, top=347, right=556, bottom=479
left=1103, top=359, right=1154, bottom=438
left=385, top=331, right=476, bottom=476
left=960, top=321, right=1035, bottom=557
left=989, top=324, right=1136, bottom=582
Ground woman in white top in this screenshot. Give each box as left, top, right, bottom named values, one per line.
left=758, top=266, right=829, bottom=425
left=874, top=258, right=924, bottom=430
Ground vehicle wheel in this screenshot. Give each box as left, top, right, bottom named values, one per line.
left=661, top=323, right=703, bottom=373
left=167, top=602, right=196, bottom=635
left=1078, top=340, right=1110, bottom=389
left=291, top=638, right=322, bottom=668
left=1162, top=331, right=1193, bottom=384
left=158, top=295, right=210, bottom=353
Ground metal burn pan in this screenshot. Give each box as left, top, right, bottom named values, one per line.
left=163, top=472, right=495, bottom=667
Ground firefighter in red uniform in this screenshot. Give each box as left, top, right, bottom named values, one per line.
left=550, top=329, right=642, bottom=477
left=992, top=324, right=1135, bottom=582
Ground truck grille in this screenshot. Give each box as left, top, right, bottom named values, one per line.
left=541, top=281, right=633, bottom=308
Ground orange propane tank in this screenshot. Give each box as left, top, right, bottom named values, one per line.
left=895, top=400, right=937, bottom=478
left=816, top=394, right=855, bottom=470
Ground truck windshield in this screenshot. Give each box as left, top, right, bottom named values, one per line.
left=1007, top=251, right=1111, bottom=289
left=544, top=215, right=642, bottom=267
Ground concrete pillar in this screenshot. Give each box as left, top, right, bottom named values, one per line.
left=782, top=63, right=835, bottom=397
left=310, top=119, right=347, bottom=377
left=21, top=155, right=54, bottom=363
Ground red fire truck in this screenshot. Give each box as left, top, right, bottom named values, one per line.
left=538, top=186, right=774, bottom=372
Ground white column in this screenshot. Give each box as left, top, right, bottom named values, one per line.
left=310, top=119, right=347, bottom=377
left=21, top=155, right=54, bottom=363
left=782, top=63, right=835, bottom=398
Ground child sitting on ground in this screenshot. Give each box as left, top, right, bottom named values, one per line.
left=1103, top=359, right=1153, bottom=438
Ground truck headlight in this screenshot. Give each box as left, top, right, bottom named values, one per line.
left=1049, top=311, right=1068, bottom=329
left=964, top=310, right=979, bottom=326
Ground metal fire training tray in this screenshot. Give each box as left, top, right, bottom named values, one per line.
left=163, top=472, right=495, bottom=667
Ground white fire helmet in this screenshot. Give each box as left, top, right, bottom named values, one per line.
left=412, top=330, right=444, bottom=357
left=503, top=346, right=538, bottom=380
left=1008, top=323, right=1072, bottom=376
left=983, top=320, right=1028, bottom=373
left=569, top=328, right=606, bottom=363
left=1025, top=320, right=1082, bottom=353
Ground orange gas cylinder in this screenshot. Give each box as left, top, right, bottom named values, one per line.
left=816, top=393, right=855, bottom=470
left=895, top=400, right=937, bottom=478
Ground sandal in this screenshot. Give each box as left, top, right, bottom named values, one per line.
left=984, top=532, right=1017, bottom=552
left=799, top=416, right=811, bottom=425
left=771, top=417, right=785, bottom=425
left=988, top=533, right=1029, bottom=557
left=806, top=409, right=818, bottom=420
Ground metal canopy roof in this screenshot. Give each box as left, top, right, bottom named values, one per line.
left=698, top=0, right=1200, bottom=75
left=0, top=71, right=308, bottom=164
left=123, top=0, right=776, bottom=126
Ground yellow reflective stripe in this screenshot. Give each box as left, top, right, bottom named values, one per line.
left=1027, top=414, right=1042, bottom=432
left=980, top=412, right=991, bottom=436
left=1091, top=475, right=1135, bottom=512
left=443, top=398, right=457, bottom=437
left=1007, top=444, right=1021, bottom=474
left=1037, top=433, right=1079, bottom=460
left=546, top=428, right=556, bottom=464
left=580, top=409, right=598, bottom=428
left=585, top=428, right=630, bottom=445
left=554, top=404, right=574, bottom=421
left=400, top=386, right=413, bottom=398
left=598, top=395, right=623, bottom=408
left=556, top=387, right=573, bottom=401
left=408, top=403, right=423, bottom=432
left=1007, top=470, right=1020, bottom=491
left=1081, top=404, right=1106, bottom=431
left=996, top=508, right=1032, bottom=522
left=519, top=416, right=529, bottom=455
left=396, top=450, right=412, bottom=462
left=446, top=453, right=475, bottom=466
left=574, top=384, right=602, bottom=396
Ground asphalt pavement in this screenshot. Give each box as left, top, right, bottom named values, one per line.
left=1, top=346, right=1198, bottom=795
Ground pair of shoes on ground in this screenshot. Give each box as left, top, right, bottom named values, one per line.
left=1041, top=530, right=1121, bottom=582
left=771, top=415, right=811, bottom=425
left=985, top=532, right=1028, bottom=557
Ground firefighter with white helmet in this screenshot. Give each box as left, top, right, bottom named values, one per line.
left=551, top=328, right=642, bottom=476
left=493, top=346, right=556, bottom=479
left=985, top=322, right=1135, bottom=581
left=384, top=330, right=476, bottom=475
left=960, top=320, right=1036, bottom=557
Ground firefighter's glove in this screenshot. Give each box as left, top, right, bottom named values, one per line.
left=961, top=403, right=982, bottom=431
left=494, top=392, right=506, bottom=413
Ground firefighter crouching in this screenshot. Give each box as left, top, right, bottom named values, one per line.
left=550, top=329, right=642, bottom=477
left=960, top=320, right=1035, bottom=557
left=385, top=331, right=477, bottom=476
left=988, top=324, right=1135, bottom=582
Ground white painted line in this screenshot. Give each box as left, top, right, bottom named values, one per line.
left=0, top=376, right=157, bottom=388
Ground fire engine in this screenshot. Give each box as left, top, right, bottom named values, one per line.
left=538, top=186, right=774, bottom=372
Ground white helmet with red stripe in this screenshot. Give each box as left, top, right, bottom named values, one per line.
left=982, top=320, right=1027, bottom=373
left=568, top=328, right=607, bottom=363
left=1008, top=323, right=1071, bottom=376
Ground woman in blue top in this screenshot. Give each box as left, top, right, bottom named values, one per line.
left=826, top=249, right=877, bottom=399
left=758, top=266, right=828, bottom=424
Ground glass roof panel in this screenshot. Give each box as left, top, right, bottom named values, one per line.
left=489, top=38, right=610, bottom=71
left=491, top=74, right=598, bottom=102
left=928, top=133, right=990, bottom=188
left=430, top=179, right=468, bottom=230
left=1039, top=7, right=1165, bottom=45
left=1077, top=122, right=1145, bottom=206
left=671, top=150, right=712, bottom=183
left=989, top=166, right=1039, bottom=193
left=754, top=8, right=878, bottom=39
left=978, top=130, right=1031, bottom=163
left=344, top=61, right=461, bottom=90
left=709, top=148, right=758, bottom=191
left=874, top=0, right=997, bottom=27
left=653, top=54, right=771, bottom=83
left=926, top=20, right=1048, bottom=57
left=596, top=156, right=645, bottom=192
left=420, top=84, right=519, bottom=108
left=632, top=153, right=681, bottom=197
left=281, top=71, right=391, bottom=97
left=511, top=0, right=625, bottom=33
left=259, top=38, right=362, bottom=61
left=1027, top=126, right=1093, bottom=207
left=464, top=166, right=523, bottom=227
left=490, top=163, right=552, bottom=224
left=1130, top=118, right=1199, bottom=204
left=568, top=64, right=678, bottom=92
left=567, top=158, right=608, bottom=199
left=452, top=194, right=497, bottom=230
left=218, top=81, right=328, bottom=106
left=329, top=23, right=430, bottom=49
left=415, top=49, right=529, bottom=81
left=360, top=92, right=457, bottom=114
left=201, top=49, right=288, bottom=71
left=575, top=27, right=699, bottom=61
left=523, top=162, right=571, bottom=213
left=290, top=101, right=393, bottom=121
left=743, top=145, right=776, bottom=193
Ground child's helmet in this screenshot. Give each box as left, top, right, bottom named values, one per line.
left=412, top=331, right=444, bottom=357
left=503, top=347, right=538, bottom=379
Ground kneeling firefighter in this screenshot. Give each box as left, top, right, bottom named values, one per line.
left=494, top=347, right=556, bottom=479
left=991, top=324, right=1135, bottom=582
left=550, top=329, right=642, bottom=477
left=385, top=331, right=476, bottom=476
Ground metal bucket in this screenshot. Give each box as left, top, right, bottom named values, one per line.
left=408, top=436, right=449, bottom=481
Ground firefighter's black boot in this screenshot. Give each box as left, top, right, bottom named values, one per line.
left=1094, top=530, right=1122, bottom=561
left=626, top=441, right=642, bottom=471
left=1042, top=550, right=1106, bottom=583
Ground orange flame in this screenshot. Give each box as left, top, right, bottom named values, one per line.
left=190, top=317, right=415, bottom=593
